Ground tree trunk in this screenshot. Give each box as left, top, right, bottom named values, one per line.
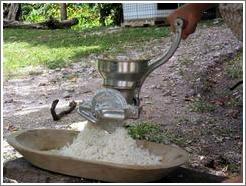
left=60, top=3, right=67, bottom=21
left=7, top=3, right=21, bottom=21
left=98, top=4, right=106, bottom=26
left=3, top=3, right=10, bottom=19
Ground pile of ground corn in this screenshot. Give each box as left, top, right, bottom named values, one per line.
left=51, top=123, right=162, bottom=165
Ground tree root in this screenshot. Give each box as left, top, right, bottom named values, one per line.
left=50, top=99, right=77, bottom=121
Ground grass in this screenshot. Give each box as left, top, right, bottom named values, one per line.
left=228, top=163, right=240, bottom=173
left=225, top=52, right=243, bottom=79
left=126, top=121, right=185, bottom=146
left=226, top=96, right=242, bottom=108
left=190, top=97, right=216, bottom=113
left=180, top=58, right=193, bottom=66
left=176, top=117, right=190, bottom=125
left=127, top=121, right=166, bottom=143
left=3, top=27, right=169, bottom=78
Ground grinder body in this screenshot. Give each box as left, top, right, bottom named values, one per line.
left=78, top=18, right=184, bottom=124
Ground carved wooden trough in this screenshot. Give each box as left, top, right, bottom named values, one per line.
left=7, top=129, right=188, bottom=183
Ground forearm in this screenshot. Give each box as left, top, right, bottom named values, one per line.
left=183, top=3, right=218, bottom=13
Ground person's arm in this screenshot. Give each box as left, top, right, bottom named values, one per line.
left=167, top=3, right=218, bottom=39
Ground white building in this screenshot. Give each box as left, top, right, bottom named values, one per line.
left=122, top=3, right=180, bottom=26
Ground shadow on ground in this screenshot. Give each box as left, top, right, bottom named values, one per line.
left=4, top=158, right=226, bottom=183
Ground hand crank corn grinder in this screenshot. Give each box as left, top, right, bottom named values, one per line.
left=78, top=18, right=184, bottom=124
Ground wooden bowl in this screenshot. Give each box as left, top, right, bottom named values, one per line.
left=7, top=129, right=188, bottom=183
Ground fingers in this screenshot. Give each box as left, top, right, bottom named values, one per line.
left=182, top=21, right=197, bottom=39
left=180, top=18, right=189, bottom=39
left=167, top=14, right=191, bottom=40
left=167, top=5, right=201, bottom=40
left=182, top=33, right=188, bottom=40
left=167, top=15, right=175, bottom=32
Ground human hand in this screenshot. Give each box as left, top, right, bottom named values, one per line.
left=167, top=4, right=210, bottom=39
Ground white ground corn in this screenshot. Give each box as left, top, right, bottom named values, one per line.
left=52, top=124, right=162, bottom=165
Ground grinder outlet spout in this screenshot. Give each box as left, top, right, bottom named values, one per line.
left=78, top=88, right=139, bottom=124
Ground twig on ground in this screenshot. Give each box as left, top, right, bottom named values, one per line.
left=230, top=80, right=243, bottom=90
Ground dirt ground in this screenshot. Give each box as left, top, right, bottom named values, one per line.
left=3, top=22, right=243, bottom=183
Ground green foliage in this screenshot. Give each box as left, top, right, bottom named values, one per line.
left=20, top=3, right=122, bottom=29
left=67, top=4, right=100, bottom=29
left=97, top=3, right=122, bottom=26
left=22, top=3, right=60, bottom=23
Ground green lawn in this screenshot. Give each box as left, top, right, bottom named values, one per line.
left=3, top=27, right=169, bottom=78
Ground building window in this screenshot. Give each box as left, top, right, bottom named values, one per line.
left=157, top=3, right=179, bottom=10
